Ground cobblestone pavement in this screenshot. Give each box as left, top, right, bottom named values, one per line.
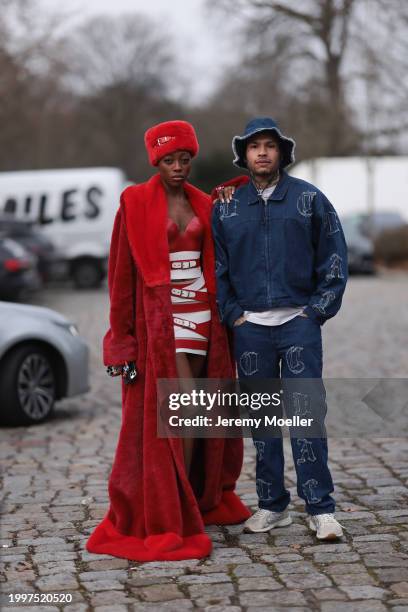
left=1, top=273, right=408, bottom=611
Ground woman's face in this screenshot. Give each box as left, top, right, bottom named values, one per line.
left=157, top=150, right=192, bottom=188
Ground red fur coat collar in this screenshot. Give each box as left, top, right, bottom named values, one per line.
left=121, top=173, right=216, bottom=293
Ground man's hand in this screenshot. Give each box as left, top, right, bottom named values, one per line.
left=233, top=314, right=248, bottom=327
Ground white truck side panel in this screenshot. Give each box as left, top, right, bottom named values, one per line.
left=0, top=167, right=127, bottom=260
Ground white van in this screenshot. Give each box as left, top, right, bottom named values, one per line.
left=0, top=167, right=127, bottom=288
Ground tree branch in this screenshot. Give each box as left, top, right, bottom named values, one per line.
left=249, top=0, right=319, bottom=27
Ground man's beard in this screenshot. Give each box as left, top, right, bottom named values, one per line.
left=252, top=166, right=280, bottom=183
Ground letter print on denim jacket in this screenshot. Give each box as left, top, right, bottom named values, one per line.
left=305, top=192, right=348, bottom=324
left=211, top=199, right=244, bottom=327
left=297, top=191, right=316, bottom=217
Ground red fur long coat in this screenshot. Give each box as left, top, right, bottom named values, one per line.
left=86, top=174, right=250, bottom=562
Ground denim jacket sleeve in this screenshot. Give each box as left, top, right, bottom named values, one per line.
left=211, top=202, right=244, bottom=328
left=304, top=193, right=348, bottom=325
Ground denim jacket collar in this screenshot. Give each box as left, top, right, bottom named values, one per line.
left=247, top=170, right=290, bottom=205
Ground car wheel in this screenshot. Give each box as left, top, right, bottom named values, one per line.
left=0, top=344, right=56, bottom=426
left=72, top=259, right=103, bottom=289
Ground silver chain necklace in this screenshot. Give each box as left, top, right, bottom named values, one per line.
left=253, top=170, right=280, bottom=197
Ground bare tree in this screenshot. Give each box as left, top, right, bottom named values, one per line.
left=0, top=6, right=180, bottom=177
left=0, top=0, right=77, bottom=170
left=59, top=14, right=174, bottom=96
left=353, top=0, right=408, bottom=154
left=52, top=13, right=180, bottom=180
left=206, top=0, right=408, bottom=155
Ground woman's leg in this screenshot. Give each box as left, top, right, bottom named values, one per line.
left=175, top=352, right=206, bottom=475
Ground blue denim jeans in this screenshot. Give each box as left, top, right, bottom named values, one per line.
left=233, top=314, right=335, bottom=516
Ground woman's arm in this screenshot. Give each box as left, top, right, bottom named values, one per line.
left=210, top=175, right=249, bottom=203
left=103, top=207, right=138, bottom=366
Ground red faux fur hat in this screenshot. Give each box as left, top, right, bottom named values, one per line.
left=144, top=120, right=199, bottom=166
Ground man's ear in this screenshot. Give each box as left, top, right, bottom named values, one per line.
left=277, top=145, right=282, bottom=167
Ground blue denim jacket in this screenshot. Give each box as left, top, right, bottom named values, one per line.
left=211, top=171, right=348, bottom=328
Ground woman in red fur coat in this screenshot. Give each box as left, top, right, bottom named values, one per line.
left=86, top=121, right=250, bottom=562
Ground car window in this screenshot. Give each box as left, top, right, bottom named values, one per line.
left=1, top=238, right=27, bottom=257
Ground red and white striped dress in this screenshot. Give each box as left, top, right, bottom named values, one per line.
left=167, top=216, right=211, bottom=356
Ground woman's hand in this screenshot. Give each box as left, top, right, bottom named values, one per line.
left=106, top=364, right=124, bottom=377
left=214, top=185, right=236, bottom=203
left=106, top=361, right=138, bottom=383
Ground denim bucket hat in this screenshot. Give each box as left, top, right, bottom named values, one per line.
left=232, top=117, right=296, bottom=170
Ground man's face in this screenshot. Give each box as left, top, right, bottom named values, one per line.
left=245, top=132, right=281, bottom=178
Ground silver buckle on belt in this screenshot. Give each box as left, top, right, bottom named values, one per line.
left=173, top=317, right=197, bottom=330
left=171, top=260, right=198, bottom=269
left=171, top=288, right=196, bottom=298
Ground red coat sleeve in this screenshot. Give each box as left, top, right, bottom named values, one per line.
left=103, top=207, right=138, bottom=366
left=210, top=175, right=250, bottom=202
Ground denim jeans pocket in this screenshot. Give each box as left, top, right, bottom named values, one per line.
left=297, top=313, right=321, bottom=327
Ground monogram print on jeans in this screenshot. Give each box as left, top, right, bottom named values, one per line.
left=254, top=440, right=265, bottom=462
left=296, top=439, right=316, bottom=465
left=219, top=198, right=239, bottom=220
left=324, top=211, right=340, bottom=235
left=256, top=478, right=274, bottom=501
left=312, top=290, right=335, bottom=315
left=326, top=253, right=344, bottom=281
left=285, top=346, right=305, bottom=375
left=297, top=191, right=316, bottom=217
left=239, top=351, right=259, bottom=376
left=292, top=392, right=312, bottom=418
left=302, top=478, right=322, bottom=504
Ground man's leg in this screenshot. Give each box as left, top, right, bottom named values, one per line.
left=277, top=316, right=336, bottom=517
left=234, top=321, right=291, bottom=516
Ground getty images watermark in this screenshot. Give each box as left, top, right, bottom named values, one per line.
left=157, top=378, right=328, bottom=438
left=157, top=378, right=408, bottom=439
left=166, top=388, right=313, bottom=429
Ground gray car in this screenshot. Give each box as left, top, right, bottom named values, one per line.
left=0, top=301, right=89, bottom=426
left=341, top=216, right=376, bottom=275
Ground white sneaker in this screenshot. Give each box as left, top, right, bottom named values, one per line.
left=244, top=509, right=292, bottom=533
left=307, top=513, right=344, bottom=540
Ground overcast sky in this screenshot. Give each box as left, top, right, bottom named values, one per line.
left=40, top=0, right=227, bottom=102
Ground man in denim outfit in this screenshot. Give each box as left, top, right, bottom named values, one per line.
left=211, top=117, right=348, bottom=540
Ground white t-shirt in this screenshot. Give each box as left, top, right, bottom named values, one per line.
left=243, top=183, right=305, bottom=326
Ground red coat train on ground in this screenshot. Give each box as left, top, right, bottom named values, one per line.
left=86, top=173, right=250, bottom=562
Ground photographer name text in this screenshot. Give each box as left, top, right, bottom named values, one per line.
left=168, top=415, right=313, bottom=429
